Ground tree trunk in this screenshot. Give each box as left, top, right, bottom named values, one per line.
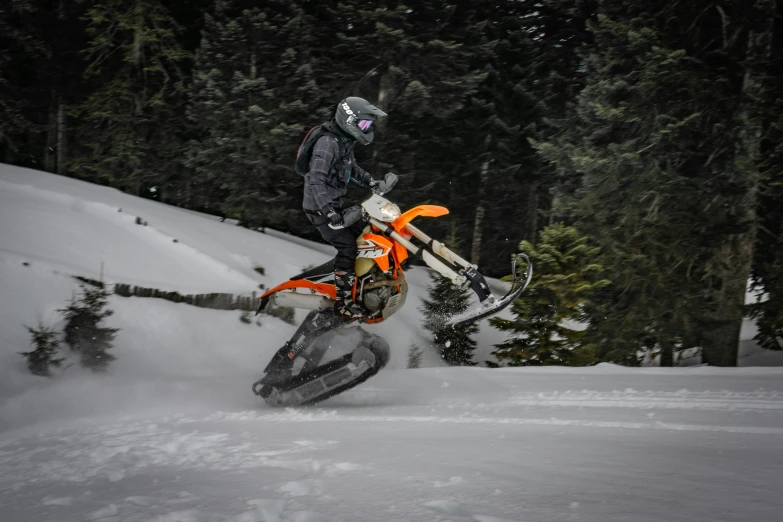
left=133, top=5, right=145, bottom=114
left=45, top=100, right=57, bottom=173
left=471, top=151, right=491, bottom=265
left=701, top=0, right=775, bottom=366
left=523, top=184, right=539, bottom=242
left=371, top=70, right=392, bottom=167
left=659, top=341, right=674, bottom=367
left=377, top=71, right=391, bottom=119
left=56, top=98, right=66, bottom=174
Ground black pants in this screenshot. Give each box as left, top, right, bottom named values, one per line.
left=306, top=211, right=366, bottom=272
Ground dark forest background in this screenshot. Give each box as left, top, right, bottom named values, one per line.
left=2, top=0, right=782, bottom=366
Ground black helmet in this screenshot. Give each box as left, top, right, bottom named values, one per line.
left=334, top=97, right=387, bottom=145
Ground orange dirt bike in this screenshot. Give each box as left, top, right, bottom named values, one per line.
left=252, top=173, right=533, bottom=406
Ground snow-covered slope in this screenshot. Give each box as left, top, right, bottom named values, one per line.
left=2, top=165, right=783, bottom=522
left=2, top=365, right=782, bottom=522
left=0, top=165, right=457, bottom=397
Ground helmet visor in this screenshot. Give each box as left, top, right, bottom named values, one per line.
left=358, top=119, right=373, bottom=132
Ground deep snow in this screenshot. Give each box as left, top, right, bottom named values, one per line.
left=1, top=165, right=783, bottom=522
left=2, top=367, right=782, bottom=522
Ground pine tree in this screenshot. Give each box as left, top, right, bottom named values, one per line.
left=72, top=0, right=189, bottom=195
left=59, top=286, right=119, bottom=372
left=750, top=8, right=783, bottom=352
left=20, top=324, right=64, bottom=377
left=1, top=0, right=88, bottom=173
left=407, top=344, right=424, bottom=369
left=694, top=0, right=776, bottom=366
left=0, top=0, right=61, bottom=167
left=421, top=270, right=478, bottom=366
left=326, top=1, right=488, bottom=231
left=534, top=2, right=776, bottom=366
left=750, top=161, right=783, bottom=350
left=491, top=224, right=608, bottom=366
left=187, top=0, right=327, bottom=231
left=446, top=0, right=545, bottom=275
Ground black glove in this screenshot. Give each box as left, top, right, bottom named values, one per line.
left=326, top=209, right=344, bottom=227
left=368, top=179, right=380, bottom=189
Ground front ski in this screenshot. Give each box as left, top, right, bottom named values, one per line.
left=445, top=254, right=533, bottom=328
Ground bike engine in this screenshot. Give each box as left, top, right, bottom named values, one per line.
left=359, top=268, right=395, bottom=313
left=362, top=285, right=393, bottom=313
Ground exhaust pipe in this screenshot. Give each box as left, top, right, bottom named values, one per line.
left=269, top=292, right=332, bottom=311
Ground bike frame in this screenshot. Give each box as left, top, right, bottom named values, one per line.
left=257, top=193, right=501, bottom=325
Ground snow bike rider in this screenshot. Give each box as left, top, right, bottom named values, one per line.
left=302, top=97, right=388, bottom=319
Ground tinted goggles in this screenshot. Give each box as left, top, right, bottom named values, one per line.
left=358, top=119, right=373, bottom=132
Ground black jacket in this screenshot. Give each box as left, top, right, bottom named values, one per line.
left=302, top=121, right=373, bottom=214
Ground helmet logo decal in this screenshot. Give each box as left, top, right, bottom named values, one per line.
left=341, top=102, right=354, bottom=116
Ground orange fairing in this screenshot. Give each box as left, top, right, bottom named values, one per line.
left=392, top=205, right=449, bottom=232
left=360, top=233, right=393, bottom=272
left=259, top=279, right=336, bottom=301
left=362, top=233, right=393, bottom=251
left=393, top=241, right=408, bottom=264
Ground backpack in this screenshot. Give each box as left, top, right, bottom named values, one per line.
left=295, top=125, right=344, bottom=176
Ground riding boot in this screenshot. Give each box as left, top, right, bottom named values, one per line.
left=334, top=270, right=366, bottom=319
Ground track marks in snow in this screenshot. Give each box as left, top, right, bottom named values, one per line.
left=422, top=501, right=521, bottom=522
left=1, top=422, right=371, bottom=522
left=42, top=495, right=74, bottom=506
left=472, top=516, right=521, bottom=522
left=508, top=389, right=783, bottom=411
left=148, top=510, right=201, bottom=522
left=0, top=422, right=343, bottom=491
left=332, top=462, right=365, bottom=472
left=291, top=511, right=341, bottom=522
left=199, top=410, right=783, bottom=435
left=126, top=496, right=156, bottom=507
left=247, top=499, right=286, bottom=522
left=434, top=476, right=465, bottom=487
left=278, top=479, right=318, bottom=497
left=85, top=503, right=119, bottom=520
left=422, top=499, right=473, bottom=516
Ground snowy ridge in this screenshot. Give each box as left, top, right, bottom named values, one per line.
left=0, top=164, right=454, bottom=405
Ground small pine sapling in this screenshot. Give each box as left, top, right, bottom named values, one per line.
left=421, top=229, right=479, bottom=365
left=491, top=223, right=610, bottom=366
left=59, top=285, right=119, bottom=371
left=20, top=324, right=64, bottom=376
left=407, top=344, right=424, bottom=369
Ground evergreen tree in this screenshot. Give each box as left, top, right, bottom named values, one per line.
left=0, top=0, right=54, bottom=167
left=448, top=0, right=544, bottom=275
left=421, top=269, right=479, bottom=366
left=187, top=0, right=327, bottom=231
left=0, top=1, right=33, bottom=163
left=20, top=324, right=64, bottom=377
left=72, top=0, right=189, bottom=195
left=327, top=1, right=488, bottom=229
left=491, top=224, right=608, bottom=366
left=526, top=0, right=597, bottom=233
left=750, top=166, right=783, bottom=350
left=59, top=286, right=119, bottom=371
left=407, top=344, right=424, bottom=369
left=535, top=1, right=776, bottom=366
left=1, top=0, right=89, bottom=173
left=750, top=8, right=783, bottom=352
